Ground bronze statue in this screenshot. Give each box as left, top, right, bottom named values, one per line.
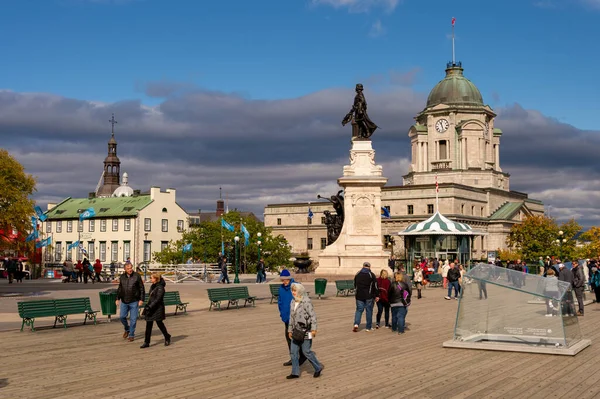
left=318, top=190, right=345, bottom=245
left=342, top=83, right=378, bottom=140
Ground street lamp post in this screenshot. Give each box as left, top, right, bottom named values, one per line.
left=556, top=230, right=566, bottom=259
left=234, top=236, right=240, bottom=284
left=257, top=232, right=262, bottom=260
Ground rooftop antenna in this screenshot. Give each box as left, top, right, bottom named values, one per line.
left=451, top=17, right=456, bottom=65
left=109, top=113, right=118, bottom=137
left=219, top=186, right=222, bottom=199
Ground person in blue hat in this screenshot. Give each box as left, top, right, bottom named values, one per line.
left=278, top=269, right=306, bottom=367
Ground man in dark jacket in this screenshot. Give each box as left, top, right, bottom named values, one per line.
left=219, top=256, right=230, bottom=284
left=558, top=263, right=575, bottom=316
left=445, top=263, right=461, bottom=300
left=571, top=260, right=585, bottom=316
left=353, top=262, right=379, bottom=332
left=278, top=269, right=306, bottom=366
left=116, top=263, right=145, bottom=341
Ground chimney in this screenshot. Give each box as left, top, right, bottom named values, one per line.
left=216, top=199, right=224, bottom=216
left=88, top=192, right=96, bottom=199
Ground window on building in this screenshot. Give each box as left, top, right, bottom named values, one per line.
left=162, top=219, right=168, bottom=232
left=46, top=222, right=52, bottom=233
left=55, top=242, right=62, bottom=262
left=112, top=219, right=119, bottom=231
left=100, top=220, right=106, bottom=232
left=66, top=242, right=72, bottom=261
left=481, top=207, right=484, bottom=217
left=320, top=238, right=327, bottom=249
left=67, top=220, right=73, bottom=233
left=99, top=241, right=106, bottom=262
left=427, top=204, right=434, bottom=214
left=461, top=204, right=465, bottom=214
left=277, top=218, right=282, bottom=226
left=472, top=206, right=475, bottom=215
left=143, top=241, right=151, bottom=262
left=78, top=220, right=83, bottom=232
left=161, top=241, right=168, bottom=251
left=162, top=207, right=167, bottom=213
left=111, top=241, right=118, bottom=262
left=307, top=238, right=313, bottom=250
left=407, top=205, right=414, bottom=215
left=124, top=218, right=131, bottom=231
left=123, top=241, right=131, bottom=261
left=144, top=218, right=151, bottom=231
left=45, top=250, right=52, bottom=262
left=88, top=242, right=95, bottom=260
left=321, top=217, right=326, bottom=224
left=89, top=220, right=95, bottom=232
left=439, top=140, right=448, bottom=159
left=56, top=221, right=62, bottom=233
left=77, top=244, right=83, bottom=261
left=177, top=220, right=184, bottom=231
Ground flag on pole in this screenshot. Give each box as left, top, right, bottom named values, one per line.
left=308, top=208, right=314, bottom=219
left=25, top=230, right=38, bottom=242
left=79, top=243, right=88, bottom=256
left=221, top=219, right=234, bottom=232
left=381, top=207, right=391, bottom=219
left=31, top=216, right=38, bottom=231
left=182, top=243, right=192, bottom=253
left=79, top=207, right=96, bottom=221
left=34, top=206, right=47, bottom=222
left=241, top=224, right=250, bottom=246
left=452, top=17, right=456, bottom=26
left=68, top=240, right=80, bottom=251
left=36, top=236, right=52, bottom=248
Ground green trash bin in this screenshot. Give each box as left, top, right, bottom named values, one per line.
left=314, top=278, right=327, bottom=299
left=99, top=289, right=118, bottom=321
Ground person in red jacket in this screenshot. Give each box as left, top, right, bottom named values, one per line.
left=75, top=260, right=84, bottom=283
left=93, top=259, right=103, bottom=282
left=375, top=270, right=392, bottom=329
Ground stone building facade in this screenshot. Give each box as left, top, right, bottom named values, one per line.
left=264, top=62, right=544, bottom=262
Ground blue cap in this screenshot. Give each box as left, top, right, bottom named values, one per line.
left=280, top=269, right=291, bottom=278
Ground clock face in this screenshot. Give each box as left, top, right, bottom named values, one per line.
left=435, top=119, right=449, bottom=133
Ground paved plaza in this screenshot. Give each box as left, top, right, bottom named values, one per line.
left=1, top=277, right=600, bottom=398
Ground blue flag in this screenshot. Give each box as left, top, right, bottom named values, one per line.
left=25, top=230, right=38, bottom=242
left=36, top=236, right=52, bottom=248
left=79, top=207, right=96, bottom=221
left=31, top=216, right=38, bottom=231
left=34, top=206, right=47, bottom=222
left=241, top=224, right=250, bottom=246
left=221, top=219, right=234, bottom=232
left=308, top=208, right=314, bottom=219
left=381, top=206, right=391, bottom=218
left=182, top=243, right=192, bottom=253
left=68, top=240, right=80, bottom=251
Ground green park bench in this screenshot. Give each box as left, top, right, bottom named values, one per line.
left=269, top=284, right=280, bottom=304
left=139, top=291, right=189, bottom=316
left=427, top=273, right=443, bottom=287
left=18, top=297, right=97, bottom=332
left=207, top=286, right=256, bottom=311
left=335, top=280, right=355, bottom=297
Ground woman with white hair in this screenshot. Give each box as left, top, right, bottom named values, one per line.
left=286, top=283, right=324, bottom=379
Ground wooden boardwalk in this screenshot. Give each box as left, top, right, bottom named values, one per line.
left=2, top=282, right=599, bottom=399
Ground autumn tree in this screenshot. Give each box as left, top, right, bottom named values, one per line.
left=153, top=210, right=292, bottom=271
left=0, top=149, right=36, bottom=242
left=578, top=227, right=600, bottom=259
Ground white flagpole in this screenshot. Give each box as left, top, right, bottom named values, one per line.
left=452, top=18, right=455, bottom=64
left=435, top=173, right=439, bottom=212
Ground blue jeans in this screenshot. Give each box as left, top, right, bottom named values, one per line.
left=391, top=306, right=408, bottom=333
left=290, top=339, right=322, bottom=376
left=120, top=301, right=139, bottom=338
left=448, top=281, right=460, bottom=298
left=354, top=299, right=374, bottom=329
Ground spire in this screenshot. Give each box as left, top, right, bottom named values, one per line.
left=451, top=17, right=456, bottom=65
left=109, top=113, right=118, bottom=138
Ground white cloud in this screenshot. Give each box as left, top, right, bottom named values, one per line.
left=369, top=20, right=385, bottom=37
left=311, top=0, right=400, bottom=13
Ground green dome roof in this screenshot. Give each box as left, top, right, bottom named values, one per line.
left=426, top=63, right=483, bottom=108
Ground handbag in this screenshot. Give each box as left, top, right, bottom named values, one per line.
left=291, top=326, right=307, bottom=343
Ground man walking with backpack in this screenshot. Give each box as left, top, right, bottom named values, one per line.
left=353, top=262, right=379, bottom=332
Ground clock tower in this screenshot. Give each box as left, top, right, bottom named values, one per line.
left=403, top=62, right=509, bottom=191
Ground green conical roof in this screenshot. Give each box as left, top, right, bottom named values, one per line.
left=426, top=63, right=483, bottom=108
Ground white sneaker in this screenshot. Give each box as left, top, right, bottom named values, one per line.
left=365, top=329, right=372, bottom=332
left=445, top=296, right=451, bottom=300
left=545, top=314, right=553, bottom=317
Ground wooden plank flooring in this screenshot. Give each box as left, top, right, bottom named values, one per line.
left=1, top=282, right=599, bottom=399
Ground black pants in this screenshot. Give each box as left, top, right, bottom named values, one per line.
left=376, top=301, right=390, bottom=326
left=593, top=284, right=600, bottom=303
left=574, top=286, right=585, bottom=314
left=144, top=320, right=169, bottom=344
left=285, top=322, right=306, bottom=364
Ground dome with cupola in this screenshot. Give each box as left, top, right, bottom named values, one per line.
left=426, top=62, right=484, bottom=108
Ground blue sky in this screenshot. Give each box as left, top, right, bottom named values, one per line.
left=1, top=0, right=599, bottom=129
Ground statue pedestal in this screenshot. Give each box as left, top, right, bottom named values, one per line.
left=316, top=140, right=391, bottom=277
